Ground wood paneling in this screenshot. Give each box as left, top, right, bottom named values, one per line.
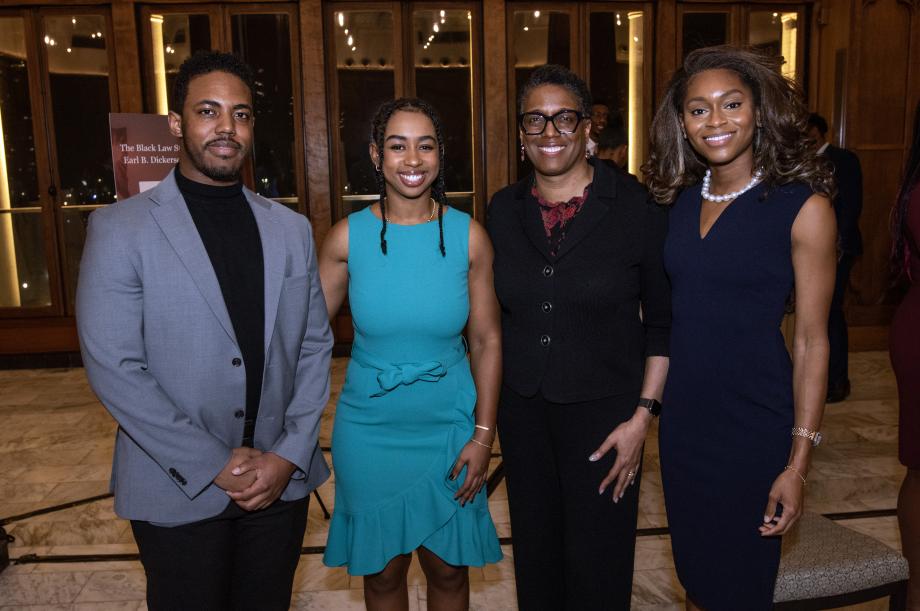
left=111, top=1, right=143, bottom=113
left=0, top=318, right=78, bottom=354
left=483, top=0, right=509, bottom=201
left=300, top=0, right=333, bottom=245
left=843, top=0, right=920, bottom=326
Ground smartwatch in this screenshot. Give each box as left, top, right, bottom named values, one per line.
left=638, top=397, right=662, bottom=417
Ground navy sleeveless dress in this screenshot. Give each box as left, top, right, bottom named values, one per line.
left=660, top=181, right=812, bottom=609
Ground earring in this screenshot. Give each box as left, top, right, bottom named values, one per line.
left=374, top=164, right=381, bottom=173
left=520, top=143, right=525, bottom=162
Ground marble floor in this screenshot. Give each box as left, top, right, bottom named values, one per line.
left=0, top=351, right=907, bottom=610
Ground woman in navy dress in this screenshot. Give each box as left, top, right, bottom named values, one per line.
left=644, top=46, right=837, bottom=610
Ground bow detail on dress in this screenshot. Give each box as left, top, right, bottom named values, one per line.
left=372, top=361, right=448, bottom=397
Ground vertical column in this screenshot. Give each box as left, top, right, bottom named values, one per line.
left=0, top=101, right=20, bottom=306
left=150, top=15, right=168, bottom=114
left=781, top=14, right=798, bottom=81
left=628, top=11, right=645, bottom=177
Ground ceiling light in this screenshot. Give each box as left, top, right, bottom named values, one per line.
left=337, top=12, right=344, bottom=27
left=433, top=24, right=439, bottom=32
left=66, top=47, right=71, bottom=53
left=440, top=10, right=446, bottom=17
left=523, top=26, right=529, bottom=31
left=71, top=18, right=76, bottom=24
left=534, top=10, right=541, bottom=18
left=347, top=35, right=353, bottom=46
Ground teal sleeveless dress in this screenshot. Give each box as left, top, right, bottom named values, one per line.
left=323, top=206, right=502, bottom=576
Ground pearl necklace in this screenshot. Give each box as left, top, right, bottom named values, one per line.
left=701, top=169, right=764, bottom=203
left=384, top=198, right=437, bottom=224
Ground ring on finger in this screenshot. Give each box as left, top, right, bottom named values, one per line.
left=627, top=470, right=636, bottom=478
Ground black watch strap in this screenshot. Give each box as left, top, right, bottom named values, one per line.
left=638, top=397, right=662, bottom=416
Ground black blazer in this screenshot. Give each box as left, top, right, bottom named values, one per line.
left=824, top=144, right=863, bottom=256
left=486, top=158, right=671, bottom=404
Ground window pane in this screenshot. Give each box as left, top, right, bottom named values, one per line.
left=413, top=8, right=474, bottom=213
left=0, top=212, right=51, bottom=308
left=149, top=13, right=211, bottom=114
left=682, top=12, right=728, bottom=57
left=749, top=11, right=799, bottom=81
left=43, top=15, right=115, bottom=207
left=232, top=13, right=297, bottom=200
left=0, top=17, right=40, bottom=209
left=589, top=11, right=646, bottom=176
left=512, top=10, right=571, bottom=180
left=333, top=10, right=396, bottom=214
left=60, top=207, right=90, bottom=310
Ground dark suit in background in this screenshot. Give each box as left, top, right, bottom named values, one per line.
left=486, top=159, right=670, bottom=609
left=823, top=143, right=863, bottom=399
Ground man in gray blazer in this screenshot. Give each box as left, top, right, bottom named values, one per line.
left=76, top=52, right=332, bottom=610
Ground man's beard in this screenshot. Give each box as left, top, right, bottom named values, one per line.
left=183, top=137, right=246, bottom=182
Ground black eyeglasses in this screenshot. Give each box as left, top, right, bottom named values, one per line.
left=518, top=109, right=585, bottom=135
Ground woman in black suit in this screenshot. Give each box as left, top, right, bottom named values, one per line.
left=486, top=64, right=671, bottom=610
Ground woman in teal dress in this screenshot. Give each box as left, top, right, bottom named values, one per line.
left=319, top=98, right=502, bottom=610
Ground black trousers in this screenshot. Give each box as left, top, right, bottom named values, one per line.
left=131, top=496, right=309, bottom=611
left=828, top=254, right=855, bottom=389
left=498, top=387, right=641, bottom=611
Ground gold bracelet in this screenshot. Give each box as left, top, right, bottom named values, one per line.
left=785, top=465, right=807, bottom=485
left=470, top=438, right=492, bottom=450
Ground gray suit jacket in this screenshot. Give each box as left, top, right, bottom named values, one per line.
left=76, top=170, right=333, bottom=523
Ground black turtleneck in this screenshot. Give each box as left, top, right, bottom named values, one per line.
left=176, top=169, right=264, bottom=447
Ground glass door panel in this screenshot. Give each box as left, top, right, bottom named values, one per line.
left=230, top=12, right=298, bottom=204
left=510, top=8, right=574, bottom=180
left=148, top=12, right=212, bottom=114
left=331, top=9, right=397, bottom=216
left=0, top=15, right=51, bottom=309
left=588, top=8, right=648, bottom=176
left=41, top=11, right=116, bottom=310
left=682, top=12, right=729, bottom=57
left=748, top=9, right=801, bottom=82
left=412, top=8, right=475, bottom=215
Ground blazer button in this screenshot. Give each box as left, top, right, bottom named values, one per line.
left=542, top=265, right=554, bottom=277
left=540, top=334, right=551, bottom=347
left=169, top=467, right=177, bottom=476
left=232, top=357, right=242, bottom=367
left=234, top=409, right=245, bottom=419
left=541, top=301, right=553, bottom=313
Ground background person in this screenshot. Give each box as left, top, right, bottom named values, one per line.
left=487, top=64, right=670, bottom=610
left=807, top=112, right=863, bottom=403
left=585, top=99, right=610, bottom=157
left=644, top=46, right=836, bottom=611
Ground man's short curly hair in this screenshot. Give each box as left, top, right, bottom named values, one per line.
left=170, top=51, right=255, bottom=113
left=517, top=64, right=593, bottom=117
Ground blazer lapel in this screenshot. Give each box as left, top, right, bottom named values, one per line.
left=148, top=171, right=238, bottom=348
left=247, top=191, right=285, bottom=356
left=552, top=160, right=615, bottom=261
left=514, top=180, right=553, bottom=262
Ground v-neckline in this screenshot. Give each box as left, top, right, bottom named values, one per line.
left=698, top=188, right=746, bottom=241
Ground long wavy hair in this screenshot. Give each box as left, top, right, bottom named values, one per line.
left=643, top=45, right=835, bottom=204
left=370, top=97, right=448, bottom=256
left=891, top=101, right=920, bottom=280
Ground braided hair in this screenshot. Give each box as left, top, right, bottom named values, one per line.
left=370, top=98, right=448, bottom=256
